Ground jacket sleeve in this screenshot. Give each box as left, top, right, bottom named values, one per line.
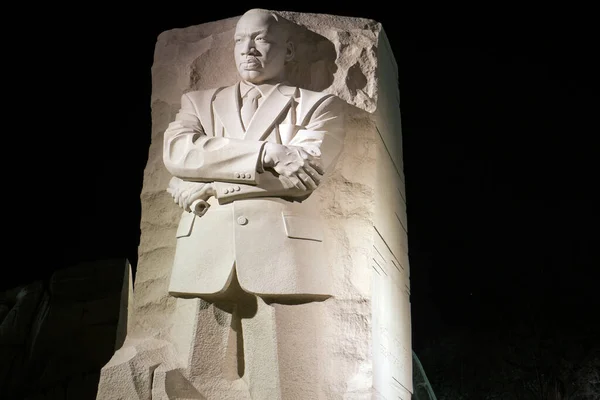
left=163, top=92, right=266, bottom=184
left=288, top=94, right=346, bottom=173
left=213, top=95, right=346, bottom=203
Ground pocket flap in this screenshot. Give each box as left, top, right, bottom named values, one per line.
left=176, top=212, right=195, bottom=238
left=282, top=212, right=323, bottom=242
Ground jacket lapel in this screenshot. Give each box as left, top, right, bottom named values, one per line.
left=213, top=82, right=245, bottom=139
left=244, top=84, right=293, bottom=142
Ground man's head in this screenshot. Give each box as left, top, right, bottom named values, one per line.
left=234, top=9, right=294, bottom=84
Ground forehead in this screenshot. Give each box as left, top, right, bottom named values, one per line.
left=235, top=12, right=278, bottom=35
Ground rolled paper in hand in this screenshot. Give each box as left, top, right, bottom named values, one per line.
left=191, top=199, right=210, bottom=217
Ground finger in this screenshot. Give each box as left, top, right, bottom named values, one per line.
left=183, top=192, right=195, bottom=212
left=178, top=191, right=187, bottom=209
left=188, top=192, right=203, bottom=205
left=308, top=165, right=323, bottom=182
left=289, top=175, right=307, bottom=191
left=168, top=187, right=180, bottom=199
left=299, top=168, right=317, bottom=190
left=168, top=178, right=181, bottom=190
left=170, top=190, right=179, bottom=203
left=303, top=165, right=322, bottom=186
left=189, top=186, right=209, bottom=204
left=280, top=175, right=295, bottom=189
left=308, top=159, right=325, bottom=175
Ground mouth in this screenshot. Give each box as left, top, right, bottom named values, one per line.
left=242, top=58, right=261, bottom=69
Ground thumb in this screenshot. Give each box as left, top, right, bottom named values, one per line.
left=188, top=185, right=210, bottom=203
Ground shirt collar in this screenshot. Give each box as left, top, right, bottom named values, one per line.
left=240, top=80, right=277, bottom=99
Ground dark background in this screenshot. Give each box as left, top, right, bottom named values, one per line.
left=6, top=3, right=597, bottom=397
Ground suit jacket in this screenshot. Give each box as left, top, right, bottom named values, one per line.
left=163, top=82, right=345, bottom=297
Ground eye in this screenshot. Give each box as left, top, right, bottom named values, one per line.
left=255, top=36, right=266, bottom=42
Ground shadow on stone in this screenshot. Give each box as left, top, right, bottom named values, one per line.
left=164, top=369, right=207, bottom=400
left=199, top=270, right=258, bottom=379
left=284, top=21, right=337, bottom=91
left=260, top=293, right=331, bottom=305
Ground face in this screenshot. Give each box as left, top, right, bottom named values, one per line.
left=234, top=11, right=293, bottom=84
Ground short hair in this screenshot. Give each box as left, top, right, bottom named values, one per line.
left=238, top=8, right=295, bottom=40
left=243, top=8, right=282, bottom=21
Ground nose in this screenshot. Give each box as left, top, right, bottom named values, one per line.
left=240, top=39, right=258, bottom=56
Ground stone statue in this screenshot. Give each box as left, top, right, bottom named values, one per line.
left=164, top=8, right=345, bottom=299
left=152, top=8, right=347, bottom=398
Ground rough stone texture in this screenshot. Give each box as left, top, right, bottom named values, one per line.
left=97, top=338, right=184, bottom=400
left=0, top=259, right=128, bottom=399
left=98, top=9, right=411, bottom=400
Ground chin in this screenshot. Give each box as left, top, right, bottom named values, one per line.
left=239, top=70, right=263, bottom=83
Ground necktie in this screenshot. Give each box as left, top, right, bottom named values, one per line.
left=241, top=88, right=261, bottom=129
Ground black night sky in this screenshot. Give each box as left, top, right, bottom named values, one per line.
left=6, top=3, right=597, bottom=398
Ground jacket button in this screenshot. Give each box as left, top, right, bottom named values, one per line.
left=234, top=185, right=241, bottom=191
left=235, top=172, right=241, bottom=178
left=224, top=189, right=230, bottom=194
left=237, top=216, right=248, bottom=225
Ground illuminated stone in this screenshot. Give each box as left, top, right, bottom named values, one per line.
left=97, top=8, right=411, bottom=400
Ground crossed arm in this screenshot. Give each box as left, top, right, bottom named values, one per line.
left=163, top=93, right=345, bottom=212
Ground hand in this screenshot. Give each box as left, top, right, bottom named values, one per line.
left=262, top=143, right=324, bottom=190
left=167, top=177, right=215, bottom=213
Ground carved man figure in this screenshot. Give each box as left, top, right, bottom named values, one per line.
left=164, top=8, right=345, bottom=299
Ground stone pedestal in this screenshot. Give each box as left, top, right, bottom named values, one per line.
left=97, top=9, right=412, bottom=400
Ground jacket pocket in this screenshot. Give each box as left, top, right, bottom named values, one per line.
left=176, top=212, right=195, bottom=238
left=281, top=212, right=323, bottom=242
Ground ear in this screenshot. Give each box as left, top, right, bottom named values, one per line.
left=285, top=41, right=295, bottom=63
